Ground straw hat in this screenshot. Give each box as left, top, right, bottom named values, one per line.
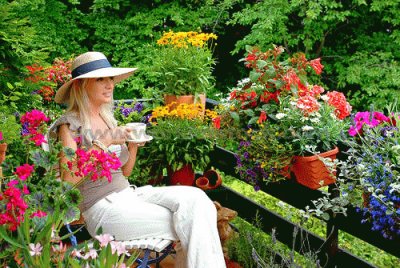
left=55, top=51, right=137, bottom=104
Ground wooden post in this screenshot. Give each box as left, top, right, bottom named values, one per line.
left=326, top=184, right=339, bottom=267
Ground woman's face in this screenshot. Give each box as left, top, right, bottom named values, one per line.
left=85, top=77, right=114, bottom=106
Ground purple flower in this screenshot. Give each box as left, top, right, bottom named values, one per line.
left=121, top=107, right=134, bottom=117
left=133, top=102, right=144, bottom=112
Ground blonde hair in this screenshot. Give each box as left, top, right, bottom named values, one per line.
left=66, top=79, right=117, bottom=131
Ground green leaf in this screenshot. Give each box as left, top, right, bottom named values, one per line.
left=6, top=82, right=14, bottom=89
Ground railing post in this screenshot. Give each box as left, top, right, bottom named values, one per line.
left=325, top=184, right=339, bottom=267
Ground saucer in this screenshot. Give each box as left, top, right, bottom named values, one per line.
left=127, top=135, right=153, bottom=143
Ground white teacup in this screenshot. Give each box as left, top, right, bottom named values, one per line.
left=126, top=122, right=147, bottom=141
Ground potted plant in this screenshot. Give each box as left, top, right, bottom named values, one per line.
left=146, top=102, right=220, bottom=186
left=151, top=31, right=217, bottom=110
left=337, top=110, right=400, bottom=239
left=230, top=46, right=352, bottom=190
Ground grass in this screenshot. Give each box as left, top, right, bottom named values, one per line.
left=221, top=174, right=400, bottom=268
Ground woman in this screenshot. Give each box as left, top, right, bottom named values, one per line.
left=50, top=51, right=226, bottom=267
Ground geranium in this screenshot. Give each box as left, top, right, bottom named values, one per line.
left=67, top=148, right=122, bottom=183
left=152, top=30, right=217, bottom=96
left=20, top=109, right=50, bottom=146
left=229, top=46, right=351, bottom=188
left=338, top=110, right=400, bottom=239
left=14, top=163, right=35, bottom=180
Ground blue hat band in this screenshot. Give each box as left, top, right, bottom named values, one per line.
left=71, top=59, right=112, bottom=78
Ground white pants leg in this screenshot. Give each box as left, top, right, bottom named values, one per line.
left=83, top=185, right=226, bottom=268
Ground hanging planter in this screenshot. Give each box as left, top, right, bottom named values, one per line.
left=291, top=147, right=339, bottom=190
left=167, top=164, right=195, bottom=186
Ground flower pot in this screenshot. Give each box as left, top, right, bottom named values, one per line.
left=195, top=177, right=210, bottom=190
left=164, top=94, right=206, bottom=113
left=167, top=164, right=195, bottom=186
left=0, top=143, right=7, bottom=165
left=203, top=169, right=222, bottom=190
left=291, top=147, right=339, bottom=190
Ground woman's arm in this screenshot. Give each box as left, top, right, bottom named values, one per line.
left=121, top=142, right=141, bottom=177
left=58, top=124, right=82, bottom=185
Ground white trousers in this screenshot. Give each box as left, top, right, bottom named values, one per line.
left=82, top=185, right=226, bottom=268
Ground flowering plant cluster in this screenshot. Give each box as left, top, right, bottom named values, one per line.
left=0, top=109, right=137, bottom=266
left=25, top=58, right=72, bottom=103
left=229, top=46, right=351, bottom=188
left=338, top=110, right=400, bottom=239
left=152, top=31, right=217, bottom=95
left=20, top=109, right=50, bottom=146
left=143, top=102, right=220, bottom=173
left=114, top=100, right=151, bottom=125
left=66, top=148, right=122, bottom=183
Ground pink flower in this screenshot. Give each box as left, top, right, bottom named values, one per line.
left=110, top=241, right=129, bottom=256
left=0, top=131, right=3, bottom=141
left=30, top=210, right=47, bottom=219
left=83, top=249, right=98, bottom=260
left=95, top=233, right=114, bottom=247
left=14, top=164, right=34, bottom=180
left=29, top=243, right=43, bottom=256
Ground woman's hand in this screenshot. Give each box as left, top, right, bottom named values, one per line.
left=98, top=126, right=132, bottom=146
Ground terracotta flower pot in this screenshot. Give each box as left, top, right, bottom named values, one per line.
left=203, top=169, right=222, bottom=190
left=167, top=164, right=195, bottom=186
left=164, top=94, right=206, bottom=113
left=195, top=176, right=210, bottom=190
left=291, top=147, right=339, bottom=190
left=0, top=143, right=7, bottom=165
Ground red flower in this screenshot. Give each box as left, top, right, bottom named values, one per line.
left=309, top=58, right=324, bottom=75
left=260, top=91, right=279, bottom=103
left=14, top=164, right=34, bottom=181
left=212, top=116, right=221, bottom=129
left=325, top=91, right=352, bottom=120
left=257, top=111, right=267, bottom=124
left=296, top=95, right=320, bottom=115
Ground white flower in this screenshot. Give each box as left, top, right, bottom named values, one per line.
left=310, top=117, right=320, bottom=123
left=302, top=125, right=314, bottom=131
left=276, top=113, right=286, bottom=119
left=320, top=95, right=329, bottom=101
left=237, top=78, right=250, bottom=87
left=29, top=243, right=43, bottom=256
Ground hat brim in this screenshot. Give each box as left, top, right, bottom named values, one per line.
left=54, top=67, right=138, bottom=104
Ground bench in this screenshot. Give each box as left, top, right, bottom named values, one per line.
left=65, top=223, right=174, bottom=268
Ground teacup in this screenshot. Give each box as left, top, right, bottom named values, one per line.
left=125, top=122, right=147, bottom=141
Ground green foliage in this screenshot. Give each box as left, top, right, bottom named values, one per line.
left=150, top=41, right=216, bottom=95
left=147, top=117, right=215, bottom=172
left=0, top=109, right=21, bottom=144
left=0, top=0, right=46, bottom=89
left=337, top=51, right=400, bottom=110
left=228, top=0, right=400, bottom=110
